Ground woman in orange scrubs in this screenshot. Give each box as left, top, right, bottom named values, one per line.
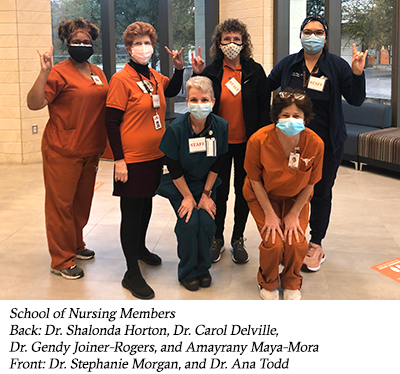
left=243, top=88, right=324, bottom=300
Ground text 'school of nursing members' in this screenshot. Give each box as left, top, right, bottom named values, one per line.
left=26, top=15, right=367, bottom=300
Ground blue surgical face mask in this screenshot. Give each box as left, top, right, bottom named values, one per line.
left=188, top=102, right=213, bottom=120
left=301, top=34, right=325, bottom=54
left=276, top=118, right=305, bottom=136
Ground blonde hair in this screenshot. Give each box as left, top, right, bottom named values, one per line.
left=186, top=76, right=214, bottom=100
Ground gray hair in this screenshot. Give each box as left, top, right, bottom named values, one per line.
left=186, top=76, right=214, bottom=100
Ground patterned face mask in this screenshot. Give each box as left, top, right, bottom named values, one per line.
left=220, top=42, right=242, bottom=60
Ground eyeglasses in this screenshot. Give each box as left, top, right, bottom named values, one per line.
left=302, top=29, right=325, bottom=37
left=279, top=91, right=306, bottom=100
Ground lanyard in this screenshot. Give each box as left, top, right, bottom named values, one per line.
left=302, top=61, right=319, bottom=90
left=135, top=69, right=159, bottom=97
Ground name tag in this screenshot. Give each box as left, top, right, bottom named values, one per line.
left=288, top=152, right=300, bottom=170
left=153, top=114, right=162, bottom=130
left=206, top=137, right=217, bottom=157
left=152, top=94, right=160, bottom=108
left=308, top=76, right=326, bottom=92
left=91, top=75, right=103, bottom=86
left=225, top=77, right=241, bottom=96
left=188, top=137, right=206, bottom=153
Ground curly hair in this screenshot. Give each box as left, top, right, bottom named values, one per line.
left=270, top=88, right=314, bottom=125
left=123, top=22, right=158, bottom=49
left=209, top=18, right=253, bottom=61
left=58, top=18, right=99, bottom=43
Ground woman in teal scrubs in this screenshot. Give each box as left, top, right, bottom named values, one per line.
left=157, top=76, right=228, bottom=291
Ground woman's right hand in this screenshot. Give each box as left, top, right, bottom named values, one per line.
left=37, top=46, right=53, bottom=73
left=178, top=196, right=197, bottom=223
left=114, top=159, right=128, bottom=183
left=191, top=46, right=205, bottom=74
left=261, top=211, right=284, bottom=245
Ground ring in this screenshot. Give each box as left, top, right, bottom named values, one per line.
left=266, top=228, right=271, bottom=232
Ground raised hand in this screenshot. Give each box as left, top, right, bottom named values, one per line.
left=37, top=46, right=53, bottom=72
left=165, top=46, right=184, bottom=70
left=191, top=46, right=205, bottom=74
left=352, top=43, right=368, bottom=76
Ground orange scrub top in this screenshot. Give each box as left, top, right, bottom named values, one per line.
left=243, top=124, right=324, bottom=202
left=218, top=62, right=246, bottom=144
left=106, top=63, right=170, bottom=164
left=44, top=59, right=108, bottom=158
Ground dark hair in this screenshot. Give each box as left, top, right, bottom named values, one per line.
left=300, top=15, right=329, bottom=38
left=123, top=22, right=158, bottom=49
left=58, top=18, right=99, bottom=43
left=270, top=88, right=314, bottom=125
left=210, top=18, right=253, bottom=60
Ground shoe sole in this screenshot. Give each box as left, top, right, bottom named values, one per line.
left=230, top=247, right=249, bottom=264
left=50, top=268, right=84, bottom=280
left=211, top=247, right=225, bottom=263
left=260, top=289, right=279, bottom=300
left=302, top=254, right=326, bottom=272
left=76, top=254, right=94, bottom=260
left=122, top=279, right=155, bottom=300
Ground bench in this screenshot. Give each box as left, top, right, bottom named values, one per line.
left=342, top=101, right=392, bottom=169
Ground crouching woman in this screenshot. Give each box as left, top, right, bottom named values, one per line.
left=243, top=88, right=324, bottom=300
left=157, top=76, right=228, bottom=291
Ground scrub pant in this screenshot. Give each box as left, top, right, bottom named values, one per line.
left=215, top=142, right=249, bottom=242
left=309, top=145, right=344, bottom=245
left=247, top=197, right=309, bottom=291
left=42, top=136, right=99, bottom=271
left=169, top=193, right=216, bottom=282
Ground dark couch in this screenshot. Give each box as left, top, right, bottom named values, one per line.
left=342, top=101, right=392, bottom=166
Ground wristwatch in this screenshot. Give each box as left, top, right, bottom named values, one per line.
left=202, top=189, right=212, bottom=197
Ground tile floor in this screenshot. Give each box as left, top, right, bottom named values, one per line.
left=0, top=160, right=399, bottom=300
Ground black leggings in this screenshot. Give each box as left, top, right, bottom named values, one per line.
left=120, top=196, right=152, bottom=275
left=214, top=142, right=249, bottom=242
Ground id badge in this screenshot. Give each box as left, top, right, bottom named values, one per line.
left=308, top=76, right=326, bottom=92
left=225, top=77, right=241, bottom=96
left=206, top=138, right=217, bottom=157
left=162, top=165, right=169, bottom=174
left=153, top=114, right=162, bottom=130
left=91, top=75, right=103, bottom=86
left=188, top=137, right=206, bottom=153
left=288, top=152, right=300, bottom=170
left=152, top=94, right=161, bottom=108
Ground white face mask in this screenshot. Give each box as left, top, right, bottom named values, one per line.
left=131, top=44, right=153, bottom=65
left=220, top=42, right=242, bottom=60
left=188, top=102, right=213, bottom=120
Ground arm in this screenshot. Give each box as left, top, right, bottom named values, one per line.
left=27, top=46, right=53, bottom=110
left=105, top=107, right=127, bottom=182
left=171, top=176, right=197, bottom=223
left=164, top=68, right=184, bottom=97
left=283, top=184, right=314, bottom=245
left=197, top=171, right=218, bottom=219
left=249, top=178, right=284, bottom=244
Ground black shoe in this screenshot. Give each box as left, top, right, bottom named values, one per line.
left=210, top=237, right=225, bottom=263
left=122, top=272, right=155, bottom=300
left=180, top=277, right=199, bottom=291
left=198, top=272, right=212, bottom=288
left=231, top=237, right=249, bottom=264
left=138, top=249, right=162, bottom=266
left=50, top=264, right=84, bottom=280
left=76, top=248, right=95, bottom=260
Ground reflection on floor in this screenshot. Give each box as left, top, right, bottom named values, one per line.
left=0, top=160, right=399, bottom=300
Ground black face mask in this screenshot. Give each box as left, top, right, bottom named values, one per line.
left=68, top=45, right=94, bottom=63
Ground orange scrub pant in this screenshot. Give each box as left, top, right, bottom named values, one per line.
left=42, top=135, right=100, bottom=270
left=247, top=197, right=309, bottom=291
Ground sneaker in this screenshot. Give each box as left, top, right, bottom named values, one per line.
left=76, top=248, right=95, bottom=260
left=50, top=265, right=84, bottom=280
left=210, top=238, right=225, bottom=263
left=180, top=277, right=200, bottom=291
left=231, top=237, right=249, bottom=264
left=138, top=249, right=162, bottom=266
left=122, top=271, right=155, bottom=300
left=302, top=242, right=326, bottom=272
left=198, top=272, right=212, bottom=288
left=260, top=287, right=279, bottom=300
left=283, top=289, right=301, bottom=300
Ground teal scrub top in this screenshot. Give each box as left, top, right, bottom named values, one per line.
left=157, top=112, right=228, bottom=199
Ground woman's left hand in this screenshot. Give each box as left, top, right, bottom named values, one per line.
left=197, top=194, right=216, bottom=219
left=283, top=213, right=305, bottom=245
left=165, top=46, right=184, bottom=70
left=352, top=43, right=368, bottom=76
